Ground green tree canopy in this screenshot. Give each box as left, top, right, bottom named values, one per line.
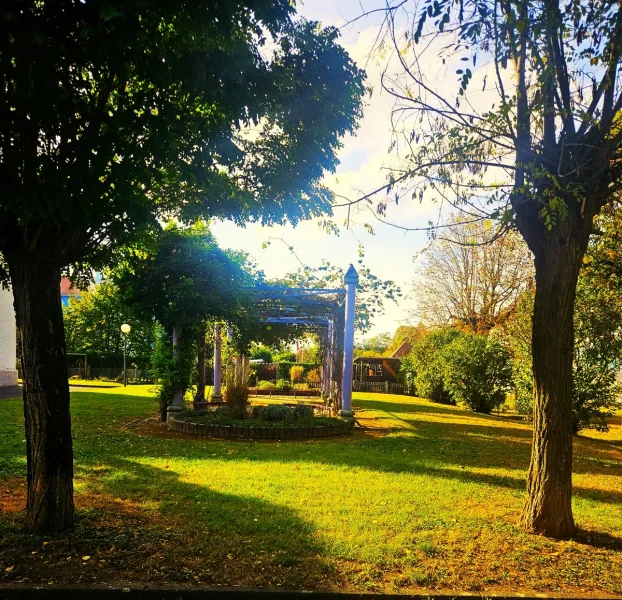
left=64, top=280, right=156, bottom=369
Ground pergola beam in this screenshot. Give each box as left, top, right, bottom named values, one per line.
left=212, top=268, right=358, bottom=416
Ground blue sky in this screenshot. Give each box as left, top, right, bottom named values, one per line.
left=212, top=1, right=440, bottom=340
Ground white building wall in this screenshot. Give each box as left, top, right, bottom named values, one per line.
left=0, top=286, right=18, bottom=387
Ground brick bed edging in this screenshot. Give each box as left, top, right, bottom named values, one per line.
left=168, top=415, right=350, bottom=440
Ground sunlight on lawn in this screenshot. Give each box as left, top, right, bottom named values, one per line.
left=1, top=388, right=621, bottom=593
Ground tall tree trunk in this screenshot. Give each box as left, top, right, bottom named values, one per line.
left=194, top=322, right=206, bottom=407
left=9, top=258, right=74, bottom=532
left=520, top=239, right=582, bottom=538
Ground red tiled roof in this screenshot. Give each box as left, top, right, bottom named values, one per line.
left=60, top=278, right=81, bottom=296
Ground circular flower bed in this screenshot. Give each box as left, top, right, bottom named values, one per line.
left=169, top=404, right=350, bottom=440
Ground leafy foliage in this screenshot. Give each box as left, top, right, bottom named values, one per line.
left=250, top=344, right=273, bottom=363
left=0, top=2, right=366, bottom=274
left=498, top=264, right=622, bottom=434
left=494, top=293, right=534, bottom=416
left=115, top=223, right=251, bottom=329
left=405, top=328, right=461, bottom=404
left=354, top=332, right=393, bottom=358
left=290, top=365, right=304, bottom=384
left=276, top=379, right=292, bottom=392
left=441, top=333, right=512, bottom=414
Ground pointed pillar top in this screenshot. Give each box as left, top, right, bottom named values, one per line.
left=344, top=264, right=359, bottom=285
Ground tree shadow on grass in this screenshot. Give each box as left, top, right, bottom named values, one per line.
left=1, top=455, right=334, bottom=588
left=354, top=397, right=463, bottom=416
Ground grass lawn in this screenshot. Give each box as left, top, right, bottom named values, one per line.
left=1, top=387, right=621, bottom=594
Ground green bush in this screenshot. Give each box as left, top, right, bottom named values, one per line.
left=250, top=344, right=273, bottom=363
left=293, top=404, right=313, bottom=420
left=257, top=380, right=276, bottom=390
left=251, top=404, right=314, bottom=422
left=260, top=404, right=294, bottom=422
left=276, top=378, right=292, bottom=391
left=499, top=289, right=621, bottom=432
left=441, top=333, right=512, bottom=414
left=407, top=328, right=461, bottom=404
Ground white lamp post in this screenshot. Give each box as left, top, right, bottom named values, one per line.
left=121, top=323, right=131, bottom=387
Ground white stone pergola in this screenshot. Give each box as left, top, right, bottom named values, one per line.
left=0, top=287, right=18, bottom=388
left=211, top=265, right=359, bottom=416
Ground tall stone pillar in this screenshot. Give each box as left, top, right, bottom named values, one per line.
left=212, top=323, right=223, bottom=402
left=340, top=265, right=358, bottom=419
left=0, top=287, right=18, bottom=388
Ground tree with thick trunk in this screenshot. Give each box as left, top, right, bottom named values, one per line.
left=353, top=0, right=622, bottom=537
left=0, top=1, right=364, bottom=530
left=8, top=254, right=74, bottom=531
left=518, top=224, right=591, bottom=537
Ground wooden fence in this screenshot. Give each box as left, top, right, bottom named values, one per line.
left=68, top=367, right=154, bottom=382
left=352, top=380, right=413, bottom=395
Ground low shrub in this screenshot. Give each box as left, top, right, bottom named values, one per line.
left=251, top=403, right=314, bottom=422
left=275, top=362, right=316, bottom=380
left=257, top=380, right=276, bottom=390
left=306, top=368, right=321, bottom=384
left=276, top=378, right=292, bottom=391
left=292, top=404, right=313, bottom=420
left=224, top=361, right=250, bottom=419
left=261, top=404, right=294, bottom=422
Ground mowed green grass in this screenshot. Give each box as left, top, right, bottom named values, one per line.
left=0, top=387, right=621, bottom=593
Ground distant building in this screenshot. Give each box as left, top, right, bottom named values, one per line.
left=60, top=277, right=82, bottom=307
left=0, top=278, right=85, bottom=390
left=353, top=356, right=401, bottom=383
left=0, top=287, right=18, bottom=389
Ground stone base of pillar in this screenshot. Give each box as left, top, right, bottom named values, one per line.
left=0, top=369, right=18, bottom=387
left=166, top=404, right=184, bottom=422
left=210, top=393, right=223, bottom=404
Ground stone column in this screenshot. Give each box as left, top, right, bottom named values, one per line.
left=323, top=321, right=333, bottom=398
left=170, top=326, right=184, bottom=412
left=340, top=265, right=358, bottom=419
left=212, top=323, right=223, bottom=402
left=0, top=287, right=18, bottom=388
